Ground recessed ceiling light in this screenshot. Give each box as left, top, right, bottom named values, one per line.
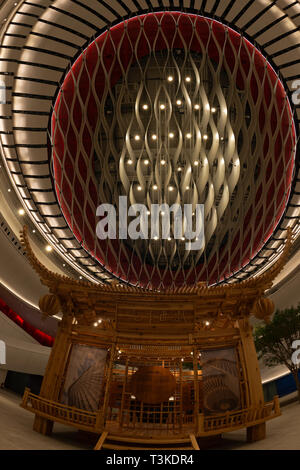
left=194, top=104, right=200, bottom=110
left=203, top=134, right=208, bottom=140
left=161, top=160, right=166, bottom=166
left=32, top=230, right=36, bottom=234
left=137, top=185, right=142, bottom=191
left=167, top=76, right=174, bottom=82
left=160, top=104, right=166, bottom=110
left=45, top=245, right=52, bottom=252
left=212, top=107, right=217, bottom=113
left=194, top=161, right=199, bottom=166
left=144, top=159, right=149, bottom=165
left=186, top=186, right=190, bottom=190
left=127, top=159, right=133, bottom=165
left=142, top=104, right=149, bottom=110
left=186, top=133, right=192, bottom=139
left=18, top=209, right=25, bottom=216
left=7, top=189, right=11, bottom=192
left=168, top=186, right=174, bottom=191
left=169, top=132, right=174, bottom=138
left=63, top=263, right=66, bottom=267
left=93, top=322, right=98, bottom=327
left=185, top=76, right=191, bottom=82
left=152, top=134, right=157, bottom=140
left=177, top=167, right=182, bottom=172
left=153, top=185, right=158, bottom=190
left=154, top=236, right=159, bottom=240
left=134, top=135, right=140, bottom=141
left=176, top=99, right=182, bottom=106
left=79, top=276, right=83, bottom=280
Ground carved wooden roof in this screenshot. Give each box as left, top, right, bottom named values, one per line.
left=20, top=225, right=292, bottom=303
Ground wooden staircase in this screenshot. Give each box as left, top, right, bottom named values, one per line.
left=94, top=432, right=200, bottom=450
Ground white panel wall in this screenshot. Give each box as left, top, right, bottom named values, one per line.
left=0, top=312, right=50, bottom=376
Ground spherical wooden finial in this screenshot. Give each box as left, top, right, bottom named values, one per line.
left=253, top=297, right=275, bottom=324
left=39, top=294, right=61, bottom=317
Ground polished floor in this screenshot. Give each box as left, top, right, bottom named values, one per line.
left=217, top=397, right=300, bottom=450
left=0, top=389, right=91, bottom=450
left=0, top=388, right=299, bottom=450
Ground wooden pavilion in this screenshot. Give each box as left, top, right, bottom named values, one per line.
left=20, top=226, right=292, bottom=450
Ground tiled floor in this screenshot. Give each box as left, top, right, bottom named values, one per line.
left=217, top=399, right=300, bottom=450
left=0, top=388, right=299, bottom=450
left=0, top=389, right=92, bottom=450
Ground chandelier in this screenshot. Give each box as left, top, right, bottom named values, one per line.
left=52, top=12, right=295, bottom=289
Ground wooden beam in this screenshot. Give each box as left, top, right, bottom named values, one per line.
left=94, top=431, right=108, bottom=450
left=189, top=433, right=200, bottom=450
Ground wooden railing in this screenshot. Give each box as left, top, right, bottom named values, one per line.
left=197, top=396, right=281, bottom=436
left=21, top=388, right=103, bottom=433
left=21, top=388, right=280, bottom=437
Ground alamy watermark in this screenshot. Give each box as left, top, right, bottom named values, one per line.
left=0, top=340, right=6, bottom=365
left=0, top=80, right=6, bottom=105
left=292, top=80, right=300, bottom=105
left=292, top=340, right=300, bottom=366
left=96, top=197, right=205, bottom=251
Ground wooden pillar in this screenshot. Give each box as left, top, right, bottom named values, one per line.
left=40, top=327, right=71, bottom=400
left=238, top=316, right=266, bottom=441
left=238, top=317, right=264, bottom=407
left=179, top=359, right=183, bottom=430
left=197, top=413, right=205, bottom=435
left=101, top=344, right=116, bottom=428
left=33, top=416, right=54, bottom=436
left=274, top=395, right=280, bottom=415
left=193, top=347, right=199, bottom=432
left=33, top=316, right=72, bottom=435
left=247, top=423, right=266, bottom=442
left=119, top=357, right=129, bottom=428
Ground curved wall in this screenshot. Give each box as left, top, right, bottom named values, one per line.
left=0, top=312, right=50, bottom=376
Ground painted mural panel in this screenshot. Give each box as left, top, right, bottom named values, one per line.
left=60, top=344, right=107, bottom=412
left=201, top=347, right=240, bottom=415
